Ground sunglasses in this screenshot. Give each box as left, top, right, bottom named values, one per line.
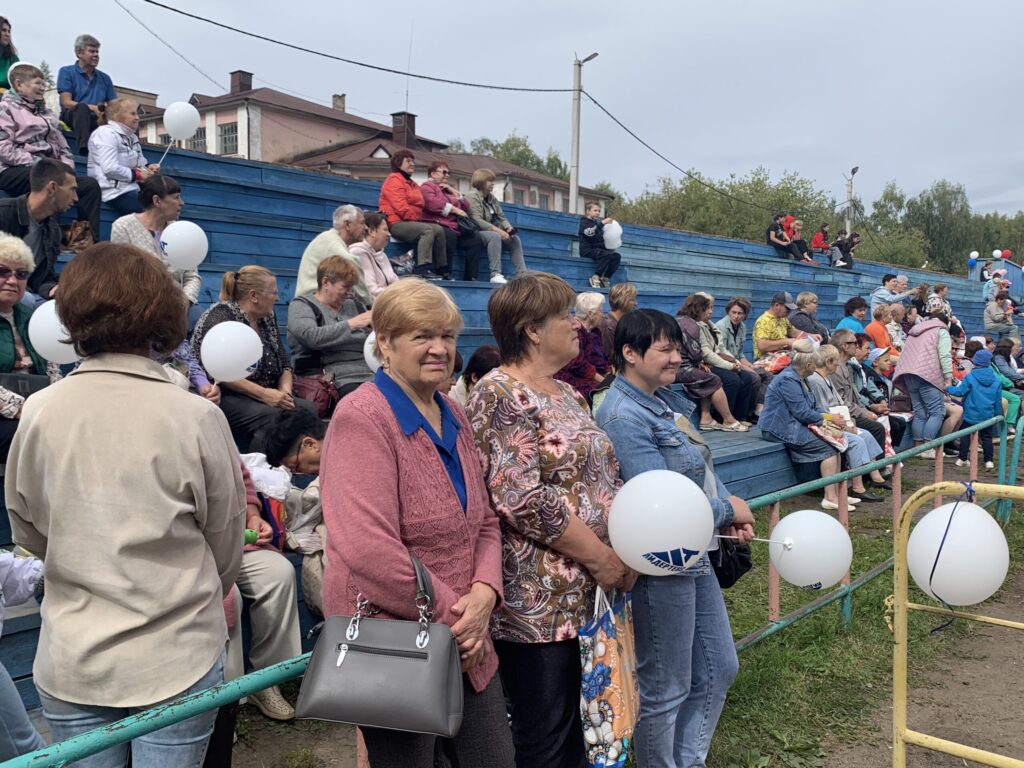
left=0, top=266, right=30, bottom=281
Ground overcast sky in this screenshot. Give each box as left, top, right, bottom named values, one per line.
left=25, top=0, right=1024, bottom=214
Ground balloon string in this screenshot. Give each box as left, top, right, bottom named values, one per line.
left=716, top=534, right=790, bottom=548
left=157, top=143, right=173, bottom=167
left=926, top=482, right=973, bottom=635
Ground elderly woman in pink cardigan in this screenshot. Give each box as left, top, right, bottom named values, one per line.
left=320, top=278, right=514, bottom=768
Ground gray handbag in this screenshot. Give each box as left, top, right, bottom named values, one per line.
left=294, top=555, right=464, bottom=737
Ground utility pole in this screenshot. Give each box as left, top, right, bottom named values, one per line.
left=843, top=165, right=859, bottom=234
left=568, top=52, right=598, bottom=216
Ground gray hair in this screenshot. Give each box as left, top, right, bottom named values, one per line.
left=0, top=233, right=35, bottom=271
left=575, top=292, right=605, bottom=316
left=332, top=204, right=361, bottom=229
left=74, top=34, right=100, bottom=53
left=796, top=291, right=818, bottom=309
left=816, top=343, right=840, bottom=367
left=791, top=338, right=818, bottom=373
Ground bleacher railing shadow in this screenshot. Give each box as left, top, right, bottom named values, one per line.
left=2, top=417, right=1015, bottom=766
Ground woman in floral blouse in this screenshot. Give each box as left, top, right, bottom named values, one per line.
left=466, top=272, right=635, bottom=768
left=191, top=265, right=315, bottom=451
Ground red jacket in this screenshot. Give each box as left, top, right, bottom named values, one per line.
left=378, top=171, right=424, bottom=225
left=810, top=230, right=829, bottom=251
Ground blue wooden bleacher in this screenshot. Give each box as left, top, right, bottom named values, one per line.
left=0, top=145, right=990, bottom=709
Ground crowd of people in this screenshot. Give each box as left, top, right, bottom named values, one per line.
left=0, top=28, right=1021, bottom=768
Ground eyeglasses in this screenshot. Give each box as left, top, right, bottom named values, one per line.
left=0, top=266, right=30, bottom=281
left=843, top=341, right=857, bottom=347
left=439, top=170, right=450, bottom=176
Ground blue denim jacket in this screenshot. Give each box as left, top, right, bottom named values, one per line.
left=757, top=365, right=824, bottom=444
left=596, top=376, right=736, bottom=576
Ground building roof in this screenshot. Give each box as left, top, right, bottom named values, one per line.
left=291, top=138, right=609, bottom=198
left=139, top=87, right=446, bottom=148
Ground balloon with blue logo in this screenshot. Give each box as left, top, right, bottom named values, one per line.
left=199, top=321, right=262, bottom=382
left=608, top=470, right=714, bottom=576
left=769, top=509, right=852, bottom=590
left=160, top=221, right=209, bottom=270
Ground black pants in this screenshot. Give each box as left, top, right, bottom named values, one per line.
left=710, top=366, right=756, bottom=420
left=582, top=247, right=620, bottom=279
left=959, top=422, right=994, bottom=462
left=107, top=191, right=144, bottom=215
left=496, top=639, right=586, bottom=768
left=361, top=674, right=514, bottom=768
left=457, top=230, right=485, bottom=280
left=888, top=413, right=907, bottom=448
left=855, top=414, right=887, bottom=458
left=221, top=389, right=317, bottom=453
left=0, top=417, right=17, bottom=464
left=62, top=102, right=99, bottom=154
left=0, top=165, right=102, bottom=240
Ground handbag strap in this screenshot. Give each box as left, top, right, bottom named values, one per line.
left=411, top=554, right=435, bottom=616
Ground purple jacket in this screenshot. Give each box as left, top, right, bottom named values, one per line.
left=555, top=327, right=610, bottom=402
left=420, top=179, right=469, bottom=232
left=0, top=91, right=74, bottom=173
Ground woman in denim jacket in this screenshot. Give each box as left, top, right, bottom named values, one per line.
left=595, top=309, right=755, bottom=768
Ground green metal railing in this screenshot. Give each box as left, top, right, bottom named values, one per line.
left=3, top=415, right=1017, bottom=766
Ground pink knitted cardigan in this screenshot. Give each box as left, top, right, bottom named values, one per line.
left=320, top=383, right=504, bottom=693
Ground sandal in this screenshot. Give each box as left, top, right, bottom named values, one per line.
left=720, top=421, right=749, bottom=432
left=699, top=421, right=721, bottom=431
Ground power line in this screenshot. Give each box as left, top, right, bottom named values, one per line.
left=138, top=0, right=573, bottom=94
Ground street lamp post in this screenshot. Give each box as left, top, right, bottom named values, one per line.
left=844, top=165, right=859, bottom=235
left=569, top=52, right=598, bottom=216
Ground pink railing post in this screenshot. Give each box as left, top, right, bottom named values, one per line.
left=891, top=461, right=902, bottom=527
left=934, top=447, right=944, bottom=507
left=768, top=502, right=781, bottom=622
left=969, top=431, right=979, bottom=481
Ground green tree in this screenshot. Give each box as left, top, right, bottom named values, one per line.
left=442, top=138, right=467, bottom=154
left=902, top=180, right=973, bottom=272
left=453, top=133, right=571, bottom=181
left=39, top=60, right=55, bottom=89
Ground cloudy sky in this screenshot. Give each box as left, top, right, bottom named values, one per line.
left=26, top=0, right=1024, bottom=213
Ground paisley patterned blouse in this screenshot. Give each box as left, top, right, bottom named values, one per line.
left=466, top=369, right=621, bottom=643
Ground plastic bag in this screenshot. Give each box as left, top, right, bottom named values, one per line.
left=602, top=220, right=623, bottom=250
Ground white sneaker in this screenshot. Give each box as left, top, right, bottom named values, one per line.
left=985, top=461, right=995, bottom=470
left=954, top=458, right=969, bottom=467
left=918, top=449, right=940, bottom=459
left=589, top=275, right=602, bottom=288
left=834, top=259, right=848, bottom=267
left=489, top=274, right=508, bottom=284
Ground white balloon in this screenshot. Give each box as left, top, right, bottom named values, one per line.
left=27, top=300, right=77, bottom=364
left=603, top=220, right=623, bottom=250
left=199, top=321, right=262, bottom=382
left=162, top=101, right=201, bottom=140
left=160, top=221, right=209, bottom=270
left=608, top=470, right=715, bottom=576
left=993, top=249, right=1003, bottom=259
left=769, top=510, right=852, bottom=591
left=969, top=250, right=980, bottom=259
left=363, top=331, right=380, bottom=373
left=907, top=501, right=1008, bottom=606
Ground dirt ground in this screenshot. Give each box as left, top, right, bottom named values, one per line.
left=826, top=570, right=1024, bottom=767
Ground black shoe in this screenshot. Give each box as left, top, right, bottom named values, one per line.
left=853, top=490, right=884, bottom=503
left=867, top=479, right=893, bottom=491
left=413, top=265, right=441, bottom=279
left=441, top=272, right=454, bottom=281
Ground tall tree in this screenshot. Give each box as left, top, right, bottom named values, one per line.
left=903, top=180, right=973, bottom=272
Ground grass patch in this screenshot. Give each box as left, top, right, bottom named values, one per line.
left=693, top=497, right=1024, bottom=767
left=282, top=747, right=325, bottom=768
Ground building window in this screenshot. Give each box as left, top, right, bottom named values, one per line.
left=188, top=127, right=206, bottom=153
left=219, top=122, right=238, bottom=155
left=529, top=190, right=538, bottom=206
left=562, top=196, right=569, bottom=213
left=159, top=133, right=173, bottom=146
left=539, top=193, right=550, bottom=211
left=513, top=189, right=525, bottom=206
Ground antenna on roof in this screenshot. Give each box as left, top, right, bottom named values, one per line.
left=405, top=21, right=414, bottom=113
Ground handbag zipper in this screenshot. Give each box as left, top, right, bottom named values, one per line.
left=336, top=642, right=430, bottom=667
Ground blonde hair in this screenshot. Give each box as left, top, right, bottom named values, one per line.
left=0, top=233, right=35, bottom=270
left=816, top=343, right=840, bottom=367
left=575, top=292, right=604, bottom=316
left=872, top=304, right=890, bottom=321
left=608, top=282, right=637, bottom=312
left=470, top=168, right=496, bottom=190
left=796, top=291, right=818, bottom=309
left=220, top=265, right=275, bottom=302
left=371, top=278, right=463, bottom=357
left=105, top=98, right=138, bottom=124
left=316, top=254, right=360, bottom=289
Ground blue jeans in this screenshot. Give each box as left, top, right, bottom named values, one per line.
left=0, top=662, right=45, bottom=760
left=903, top=374, right=946, bottom=442
left=37, top=652, right=223, bottom=768
left=632, top=571, right=738, bottom=768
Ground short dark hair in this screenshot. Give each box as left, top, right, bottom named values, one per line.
left=138, top=174, right=182, bottom=209
left=843, top=296, right=867, bottom=316
left=57, top=243, right=187, bottom=357
left=882, top=273, right=897, bottom=284
left=678, top=293, right=711, bottom=320
left=965, top=340, right=984, bottom=359
left=461, top=344, right=500, bottom=386
left=854, top=333, right=871, bottom=349
left=390, top=149, right=414, bottom=172
left=611, top=309, right=683, bottom=371
left=452, top=350, right=464, bottom=376
left=996, top=290, right=1011, bottom=302
left=488, top=272, right=576, bottom=365
left=260, top=409, right=328, bottom=466
left=363, top=211, right=387, bottom=232
left=773, top=211, right=786, bottom=221
left=29, top=158, right=75, bottom=193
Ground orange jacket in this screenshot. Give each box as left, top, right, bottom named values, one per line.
left=379, top=171, right=424, bottom=224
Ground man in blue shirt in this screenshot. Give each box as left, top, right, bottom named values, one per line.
left=57, top=34, right=116, bottom=152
